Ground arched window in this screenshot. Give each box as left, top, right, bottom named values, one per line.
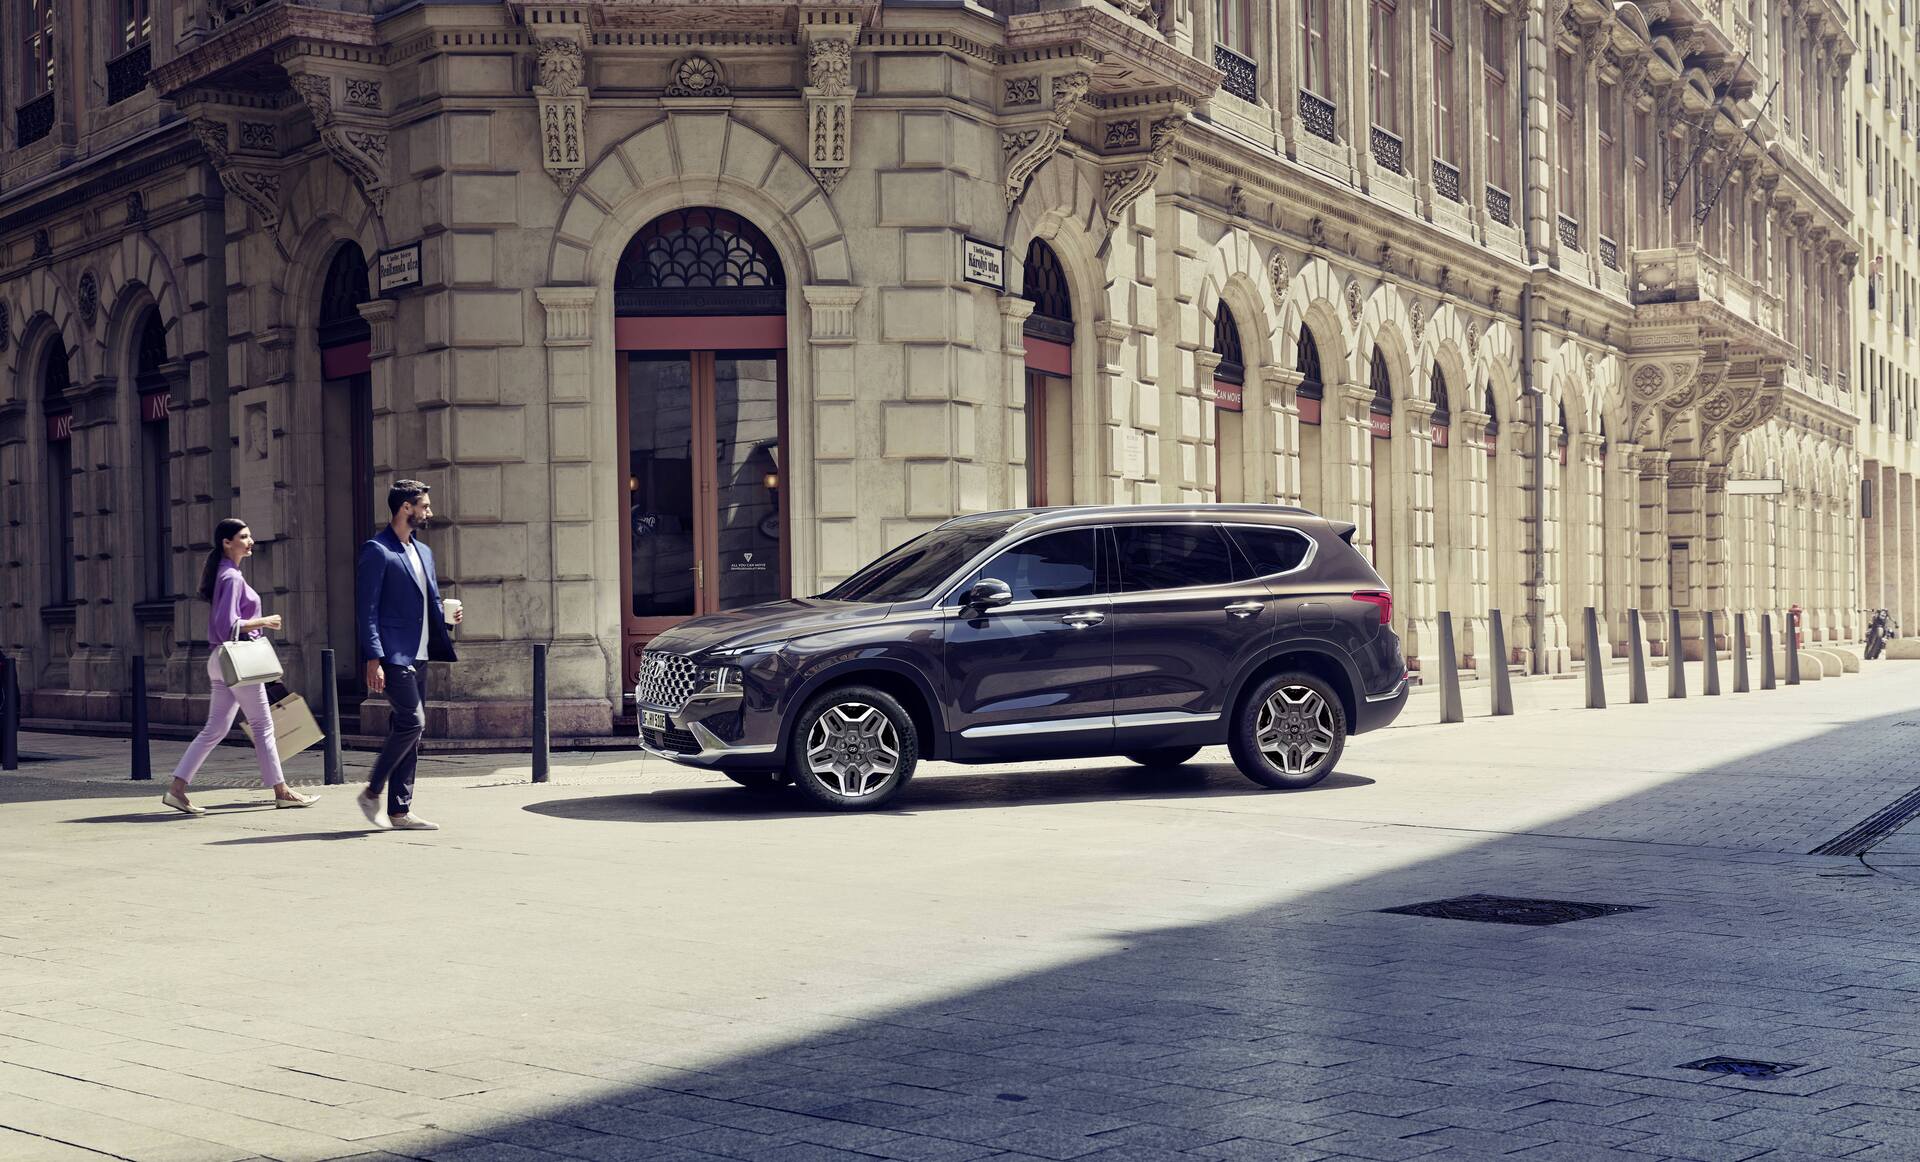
left=1557, top=401, right=1570, bottom=462
left=43, top=339, right=75, bottom=606
left=135, top=310, right=172, bottom=599
left=1484, top=383, right=1500, bottom=438
left=317, top=244, right=371, bottom=351
left=615, top=207, right=785, bottom=316
left=1295, top=328, right=1324, bottom=400
left=1021, top=239, right=1074, bottom=344
left=1212, top=306, right=1245, bottom=386
left=1429, top=365, right=1450, bottom=424
left=1369, top=346, right=1392, bottom=414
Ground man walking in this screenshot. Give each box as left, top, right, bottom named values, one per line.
left=355, top=479, right=461, bottom=830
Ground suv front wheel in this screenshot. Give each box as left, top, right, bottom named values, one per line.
left=787, top=685, right=920, bottom=810
left=1229, top=671, right=1346, bottom=790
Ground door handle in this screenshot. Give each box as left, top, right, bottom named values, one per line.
left=1060, top=611, right=1106, bottom=629
left=1225, top=601, right=1264, bottom=618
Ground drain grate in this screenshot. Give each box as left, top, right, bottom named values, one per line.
left=1810, top=784, right=1920, bottom=856
left=1376, top=894, right=1648, bottom=926
left=1679, top=1056, right=1801, bottom=1079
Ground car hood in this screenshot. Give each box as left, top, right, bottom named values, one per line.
left=643, top=598, right=885, bottom=657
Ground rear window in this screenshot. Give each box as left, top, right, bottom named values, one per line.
left=1227, top=526, right=1313, bottom=577
left=1112, top=524, right=1238, bottom=591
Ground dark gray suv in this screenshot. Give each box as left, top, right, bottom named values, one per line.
left=636, top=505, right=1407, bottom=810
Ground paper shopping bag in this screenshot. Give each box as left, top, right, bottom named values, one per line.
left=241, top=692, right=324, bottom=757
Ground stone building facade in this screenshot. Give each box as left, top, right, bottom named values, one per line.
left=0, top=0, right=1864, bottom=739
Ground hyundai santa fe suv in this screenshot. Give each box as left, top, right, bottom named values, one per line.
left=636, top=504, right=1407, bottom=810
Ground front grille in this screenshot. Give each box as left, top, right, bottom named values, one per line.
left=636, top=651, right=699, bottom=710
left=643, top=725, right=701, bottom=755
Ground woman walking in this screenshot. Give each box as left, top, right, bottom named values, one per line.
left=160, top=519, right=318, bottom=815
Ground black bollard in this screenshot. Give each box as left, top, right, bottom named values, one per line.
left=130, top=656, right=151, bottom=782
left=1759, top=613, right=1776, bottom=690
left=1488, top=609, right=1514, bottom=716
left=1436, top=612, right=1463, bottom=724
left=1583, top=607, right=1606, bottom=709
left=1732, top=612, right=1750, bottom=694
left=1667, top=609, right=1687, bottom=699
left=1628, top=609, right=1649, bottom=704
left=2, top=654, right=17, bottom=771
left=1784, top=610, right=1801, bottom=685
left=1702, top=611, right=1721, bottom=696
left=321, top=648, right=344, bottom=786
left=532, top=643, right=550, bottom=784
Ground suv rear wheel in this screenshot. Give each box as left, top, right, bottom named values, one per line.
left=1123, top=746, right=1201, bottom=768
left=1228, top=671, right=1346, bottom=790
left=786, top=685, right=919, bottom=810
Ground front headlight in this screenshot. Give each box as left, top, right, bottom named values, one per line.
left=695, top=664, right=742, bottom=694
left=709, top=640, right=785, bottom=659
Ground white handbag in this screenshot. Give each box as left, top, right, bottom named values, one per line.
left=216, top=625, right=282, bottom=688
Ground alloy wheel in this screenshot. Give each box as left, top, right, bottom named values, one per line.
left=1255, top=684, right=1336, bottom=777
left=804, top=703, right=901, bottom=797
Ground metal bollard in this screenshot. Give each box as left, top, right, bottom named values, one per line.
left=1783, top=609, right=1801, bottom=685
left=1, top=654, right=17, bottom=771
left=1702, top=611, right=1721, bottom=696
left=1436, top=612, right=1464, bottom=724
left=532, top=643, right=550, bottom=784
left=1628, top=608, right=1649, bottom=704
left=1759, top=613, right=1776, bottom=690
left=1667, top=609, right=1687, bottom=699
left=320, top=648, right=344, bottom=786
left=1732, top=612, right=1750, bottom=694
left=130, top=656, right=151, bottom=782
left=1583, top=607, right=1607, bottom=709
left=1488, top=609, right=1514, bottom=716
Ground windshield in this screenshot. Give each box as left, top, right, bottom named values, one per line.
left=822, top=517, right=1027, bottom=602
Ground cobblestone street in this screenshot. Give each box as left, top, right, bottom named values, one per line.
left=5, top=662, right=1920, bottom=1162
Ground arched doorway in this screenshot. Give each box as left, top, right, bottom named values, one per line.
left=1021, top=240, right=1074, bottom=506
left=1430, top=365, right=1456, bottom=623
left=1367, top=347, right=1394, bottom=589
left=133, top=309, right=172, bottom=602
left=614, top=207, right=789, bottom=689
left=41, top=338, right=75, bottom=611
left=1296, top=327, right=1325, bottom=513
left=1213, top=303, right=1246, bottom=502
left=317, top=243, right=375, bottom=708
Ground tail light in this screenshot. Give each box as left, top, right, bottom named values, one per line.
left=1353, top=590, right=1393, bottom=625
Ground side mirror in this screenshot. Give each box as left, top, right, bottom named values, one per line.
left=961, top=578, right=1014, bottom=612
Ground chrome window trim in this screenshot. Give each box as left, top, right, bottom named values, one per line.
left=1219, top=522, right=1319, bottom=580
left=1107, top=521, right=1254, bottom=596
left=938, top=525, right=1109, bottom=607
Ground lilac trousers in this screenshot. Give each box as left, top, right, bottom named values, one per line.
left=170, top=654, right=284, bottom=787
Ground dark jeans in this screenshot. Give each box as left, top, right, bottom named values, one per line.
left=367, top=663, right=427, bottom=816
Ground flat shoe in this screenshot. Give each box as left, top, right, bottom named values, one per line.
left=161, top=790, right=206, bottom=816
left=389, top=814, right=439, bottom=831
left=275, top=792, right=319, bottom=808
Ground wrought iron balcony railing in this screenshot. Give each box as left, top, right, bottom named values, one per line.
left=1558, top=213, right=1580, bottom=252
left=107, top=42, right=152, bottom=105
left=1214, top=44, right=1257, bottom=103
left=1369, top=124, right=1403, bottom=174
left=1433, top=158, right=1461, bottom=202
left=1299, top=90, right=1336, bottom=142
left=16, top=92, right=54, bottom=146
left=1486, top=184, right=1512, bottom=226
left=1599, top=236, right=1620, bottom=270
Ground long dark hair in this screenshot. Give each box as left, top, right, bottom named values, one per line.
left=198, top=518, right=248, bottom=601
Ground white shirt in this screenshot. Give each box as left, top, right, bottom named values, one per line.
left=402, top=538, right=430, bottom=660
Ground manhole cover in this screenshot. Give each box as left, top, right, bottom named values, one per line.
left=1679, top=1057, right=1801, bottom=1079
left=1377, top=894, right=1649, bottom=926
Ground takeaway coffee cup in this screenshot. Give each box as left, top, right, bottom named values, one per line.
left=442, top=597, right=463, bottom=625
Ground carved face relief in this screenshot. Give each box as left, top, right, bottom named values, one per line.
left=1344, top=277, right=1362, bottom=325
left=807, top=37, right=852, bottom=96
left=536, top=38, right=585, bottom=96
left=1268, top=250, right=1291, bottom=306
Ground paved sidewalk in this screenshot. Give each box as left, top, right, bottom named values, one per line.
left=3, top=664, right=1920, bottom=1161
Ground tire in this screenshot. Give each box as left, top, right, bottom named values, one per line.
left=1123, top=746, right=1202, bottom=768
left=785, top=685, right=919, bottom=811
left=1867, top=633, right=1885, bottom=661
left=723, top=772, right=789, bottom=792
left=1228, top=671, right=1347, bottom=790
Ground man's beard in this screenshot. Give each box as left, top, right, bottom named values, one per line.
left=408, top=512, right=430, bottom=532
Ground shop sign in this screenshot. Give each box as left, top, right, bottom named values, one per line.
left=1297, top=397, right=1322, bottom=426
left=140, top=390, right=170, bottom=423
left=377, top=242, right=422, bottom=294
left=1430, top=422, right=1449, bottom=448
left=47, top=411, right=72, bottom=442
left=1368, top=412, right=1391, bottom=439
left=961, top=237, right=1004, bottom=290
left=1120, top=429, right=1147, bottom=478
left=1213, top=380, right=1243, bottom=411
left=729, top=551, right=770, bottom=574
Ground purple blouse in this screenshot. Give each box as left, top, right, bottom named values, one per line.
left=208, top=561, right=263, bottom=649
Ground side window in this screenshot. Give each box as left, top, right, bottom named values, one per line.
left=1228, top=526, right=1314, bottom=576
left=965, top=529, right=1099, bottom=602
left=1113, top=524, right=1238, bottom=592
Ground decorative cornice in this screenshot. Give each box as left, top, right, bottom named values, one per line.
left=1004, top=71, right=1090, bottom=212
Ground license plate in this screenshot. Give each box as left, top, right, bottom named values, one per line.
left=642, top=709, right=667, bottom=732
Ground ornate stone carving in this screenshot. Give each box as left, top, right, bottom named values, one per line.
left=77, top=272, right=98, bottom=328
left=1409, top=302, right=1426, bottom=344
left=190, top=117, right=281, bottom=226
left=805, top=31, right=859, bottom=193
left=665, top=54, right=727, bottom=98
left=1005, top=76, right=1040, bottom=107
left=1104, top=119, right=1141, bottom=150
left=1226, top=183, right=1248, bottom=216
left=239, top=121, right=275, bottom=152
left=1633, top=364, right=1665, bottom=399
left=532, top=36, right=589, bottom=193
left=537, top=38, right=586, bottom=96
left=125, top=192, right=145, bottom=225
left=32, top=229, right=50, bottom=259
left=291, top=72, right=390, bottom=212
left=1269, top=250, right=1291, bottom=305
left=1465, top=320, right=1479, bottom=358
left=1005, top=71, right=1089, bottom=210
left=1344, top=277, right=1363, bottom=325
left=0, top=301, right=9, bottom=352
left=1100, top=115, right=1180, bottom=227
left=1308, top=216, right=1325, bottom=246
left=345, top=78, right=381, bottom=109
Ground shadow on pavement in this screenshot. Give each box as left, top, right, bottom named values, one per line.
left=203, top=830, right=377, bottom=846
left=524, top=763, right=1376, bottom=823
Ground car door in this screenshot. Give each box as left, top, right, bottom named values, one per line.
left=1106, top=522, right=1275, bottom=738
left=943, top=526, right=1114, bottom=760
left=1225, top=524, right=1325, bottom=635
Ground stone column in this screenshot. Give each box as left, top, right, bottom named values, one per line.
left=1637, top=449, right=1671, bottom=656
left=1864, top=460, right=1884, bottom=616
left=64, top=372, right=121, bottom=718
left=1335, top=382, right=1378, bottom=564
left=1402, top=396, right=1439, bottom=670
left=1457, top=406, right=1492, bottom=666
left=1664, top=458, right=1708, bottom=656
left=1195, top=348, right=1223, bottom=500
left=1905, top=474, right=1918, bottom=633
left=1265, top=365, right=1305, bottom=506
left=1608, top=440, right=1639, bottom=653
left=1703, top=464, right=1729, bottom=648
left=1576, top=431, right=1609, bottom=658
left=1000, top=296, right=1036, bottom=506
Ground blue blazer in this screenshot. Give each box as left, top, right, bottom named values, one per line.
left=355, top=527, right=457, bottom=667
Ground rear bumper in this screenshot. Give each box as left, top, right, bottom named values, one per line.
left=1352, top=674, right=1408, bottom=733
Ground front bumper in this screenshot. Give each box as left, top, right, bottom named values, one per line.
left=636, top=689, right=781, bottom=770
